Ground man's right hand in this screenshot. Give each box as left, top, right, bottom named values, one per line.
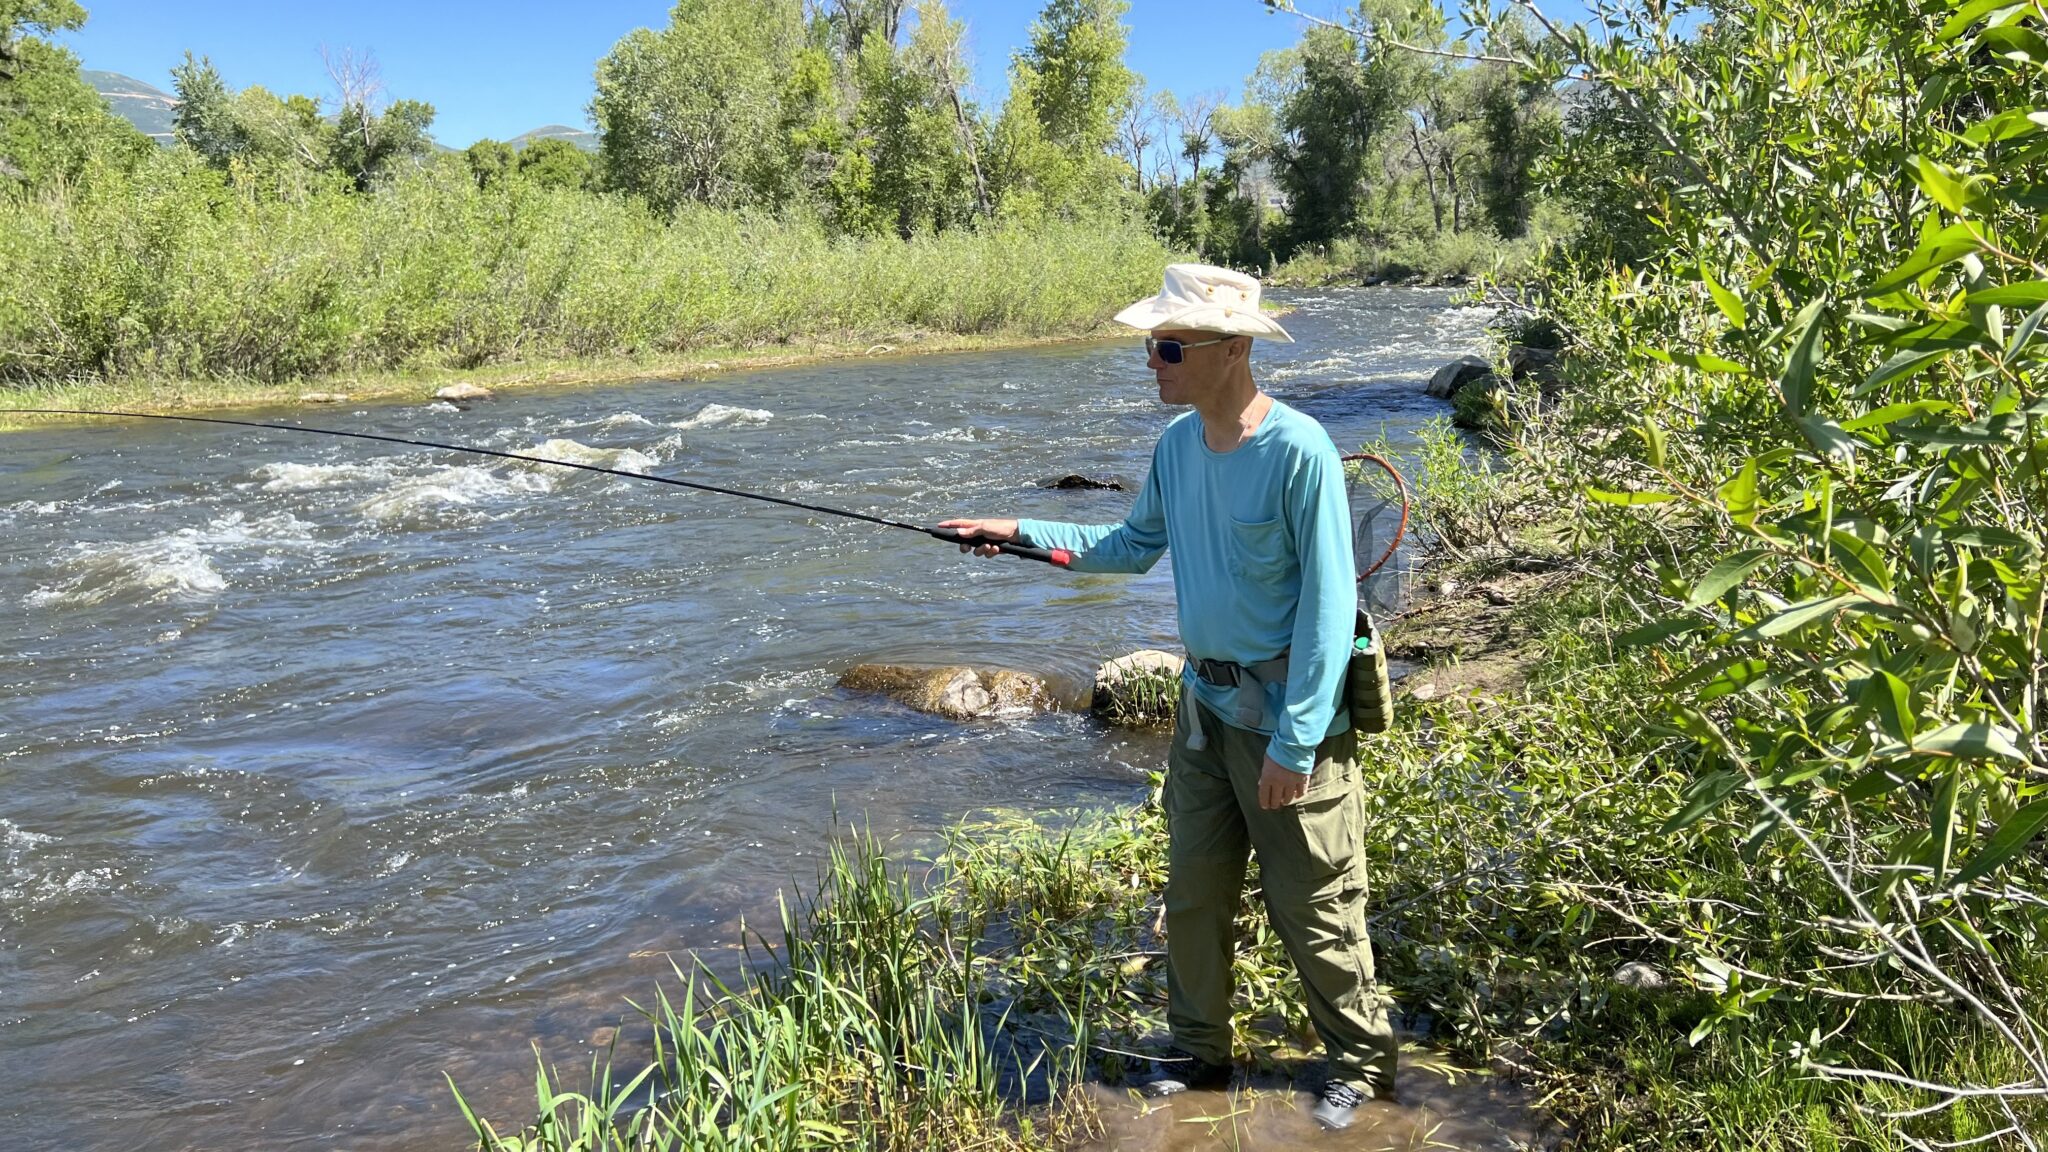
left=936, top=518, right=1020, bottom=557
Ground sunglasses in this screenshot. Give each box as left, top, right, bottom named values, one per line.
left=1145, top=335, right=1229, bottom=364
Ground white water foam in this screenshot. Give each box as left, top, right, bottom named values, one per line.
left=1268, top=355, right=1358, bottom=382
left=0, top=820, right=117, bottom=909
left=254, top=461, right=393, bottom=492
left=1, top=819, right=55, bottom=861
left=516, top=438, right=658, bottom=474
left=583, top=412, right=656, bottom=429
left=349, top=440, right=653, bottom=521
left=356, top=465, right=553, bottom=523
left=26, top=512, right=320, bottom=608
left=670, top=403, right=773, bottom=430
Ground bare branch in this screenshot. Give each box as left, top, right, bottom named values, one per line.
left=1261, top=0, right=1528, bottom=65
left=320, top=45, right=384, bottom=115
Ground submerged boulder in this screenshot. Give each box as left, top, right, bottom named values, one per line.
left=1042, top=474, right=1128, bottom=492
left=1425, top=356, right=1495, bottom=400
left=1093, top=650, right=1184, bottom=727
left=838, top=664, right=1054, bottom=721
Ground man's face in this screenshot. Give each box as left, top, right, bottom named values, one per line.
left=1147, top=327, right=1242, bottom=406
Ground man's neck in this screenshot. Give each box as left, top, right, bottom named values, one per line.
left=1194, top=379, right=1270, bottom=454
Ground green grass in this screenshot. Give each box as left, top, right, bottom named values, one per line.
left=0, top=151, right=1172, bottom=399
left=1268, top=228, right=1551, bottom=288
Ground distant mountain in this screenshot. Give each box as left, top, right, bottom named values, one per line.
left=85, top=69, right=588, bottom=157
left=506, top=125, right=597, bottom=153
left=84, top=70, right=177, bottom=145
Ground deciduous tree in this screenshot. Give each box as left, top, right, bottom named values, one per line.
left=989, top=0, right=1136, bottom=218
left=591, top=0, right=805, bottom=211
left=516, top=136, right=592, bottom=191
left=464, top=138, right=515, bottom=189
left=0, top=0, right=148, bottom=184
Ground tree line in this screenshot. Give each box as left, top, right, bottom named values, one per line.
left=2, top=0, right=1569, bottom=280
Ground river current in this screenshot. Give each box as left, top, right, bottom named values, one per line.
left=0, top=288, right=1488, bottom=1150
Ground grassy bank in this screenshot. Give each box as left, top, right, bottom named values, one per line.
left=0, top=154, right=1171, bottom=406
left=451, top=410, right=2040, bottom=1150
left=0, top=327, right=1133, bottom=432
left=1267, top=218, right=1562, bottom=289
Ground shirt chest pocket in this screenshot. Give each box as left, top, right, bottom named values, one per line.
left=1226, top=515, right=1293, bottom=586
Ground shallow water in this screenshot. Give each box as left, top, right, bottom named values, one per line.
left=1081, top=1045, right=1557, bottom=1151
left=0, top=288, right=1488, bottom=1151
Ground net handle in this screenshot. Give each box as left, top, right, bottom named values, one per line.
left=1342, top=452, right=1411, bottom=581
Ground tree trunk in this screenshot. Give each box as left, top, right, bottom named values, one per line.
left=946, top=85, right=991, bottom=219
left=1443, top=151, right=1461, bottom=233
left=1409, top=121, right=1443, bottom=234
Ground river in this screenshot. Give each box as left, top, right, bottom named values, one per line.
left=0, top=288, right=1489, bottom=1151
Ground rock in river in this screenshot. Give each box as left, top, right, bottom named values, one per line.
left=1093, top=649, right=1184, bottom=726
left=1042, top=474, right=1127, bottom=491
left=838, top=664, right=1054, bottom=721
left=1508, top=344, right=1567, bottom=400
left=434, top=383, right=494, bottom=402
left=1425, top=356, right=1495, bottom=400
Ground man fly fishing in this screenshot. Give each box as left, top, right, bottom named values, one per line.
left=941, top=264, right=1398, bottom=1129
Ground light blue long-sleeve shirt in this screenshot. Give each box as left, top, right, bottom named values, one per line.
left=1018, top=400, right=1355, bottom=772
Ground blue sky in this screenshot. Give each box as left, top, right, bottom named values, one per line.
left=63, top=1, right=1583, bottom=149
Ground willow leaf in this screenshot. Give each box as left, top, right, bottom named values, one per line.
left=1777, top=299, right=1828, bottom=415
left=1951, top=800, right=2048, bottom=888
left=1688, top=549, right=1772, bottom=607
left=1914, top=722, right=2031, bottom=764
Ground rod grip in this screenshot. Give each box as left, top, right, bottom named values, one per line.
left=928, top=527, right=1071, bottom=567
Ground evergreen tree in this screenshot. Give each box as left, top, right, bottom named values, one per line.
left=171, top=53, right=332, bottom=181
left=169, top=52, right=240, bottom=167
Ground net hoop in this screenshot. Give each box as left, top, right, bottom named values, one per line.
left=1341, top=452, right=1411, bottom=582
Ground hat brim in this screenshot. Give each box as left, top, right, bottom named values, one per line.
left=1113, top=296, right=1294, bottom=343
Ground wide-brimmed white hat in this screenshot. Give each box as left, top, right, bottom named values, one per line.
left=1113, top=263, right=1293, bottom=343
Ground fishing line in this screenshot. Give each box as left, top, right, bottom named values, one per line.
left=10, top=408, right=1072, bottom=565
left=14, top=410, right=1413, bottom=577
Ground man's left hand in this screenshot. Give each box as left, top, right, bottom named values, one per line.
left=1258, top=756, right=1310, bottom=810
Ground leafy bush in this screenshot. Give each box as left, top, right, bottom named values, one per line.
left=1460, top=0, right=2048, bottom=1137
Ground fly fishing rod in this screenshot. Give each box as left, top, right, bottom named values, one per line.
left=9, top=408, right=1075, bottom=566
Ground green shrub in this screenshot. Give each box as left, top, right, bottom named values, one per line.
left=0, top=153, right=1172, bottom=386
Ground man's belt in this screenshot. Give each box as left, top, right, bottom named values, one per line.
left=1190, top=652, right=1290, bottom=688
left=1187, top=653, right=1292, bottom=734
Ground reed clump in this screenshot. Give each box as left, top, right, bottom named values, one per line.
left=448, top=816, right=1168, bottom=1152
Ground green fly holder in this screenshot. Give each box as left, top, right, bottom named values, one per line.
left=1348, top=607, right=1393, bottom=735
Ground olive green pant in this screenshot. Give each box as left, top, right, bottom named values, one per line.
left=1163, top=688, right=1398, bottom=1094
